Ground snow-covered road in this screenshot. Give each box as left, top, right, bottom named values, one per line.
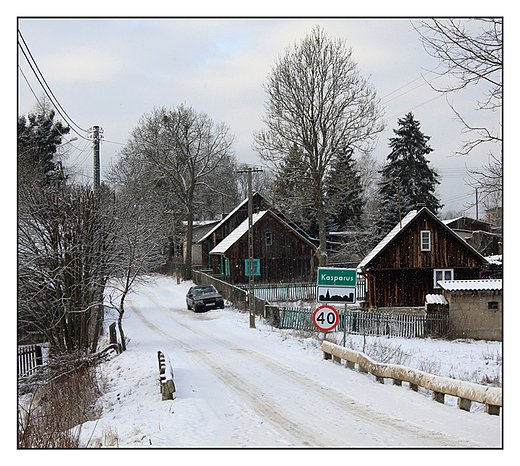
left=80, top=276, right=501, bottom=448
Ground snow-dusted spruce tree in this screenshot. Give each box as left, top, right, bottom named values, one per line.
left=254, top=26, right=385, bottom=266
left=119, top=104, right=236, bottom=279
left=324, top=147, right=364, bottom=233
left=18, top=108, right=70, bottom=187
left=375, top=112, right=442, bottom=240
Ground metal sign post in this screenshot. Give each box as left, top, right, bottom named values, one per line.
left=315, top=268, right=357, bottom=345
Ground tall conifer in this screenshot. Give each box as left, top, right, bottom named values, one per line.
left=376, top=113, right=441, bottom=238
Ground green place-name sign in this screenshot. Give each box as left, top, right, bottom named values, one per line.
left=317, top=268, right=357, bottom=286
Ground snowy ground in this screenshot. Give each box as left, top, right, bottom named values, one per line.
left=78, top=275, right=502, bottom=449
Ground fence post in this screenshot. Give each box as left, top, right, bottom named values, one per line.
left=109, top=322, right=118, bottom=345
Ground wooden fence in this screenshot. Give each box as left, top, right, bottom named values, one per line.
left=275, top=308, right=449, bottom=339
left=237, top=274, right=366, bottom=303
left=18, top=344, right=43, bottom=377
left=238, top=282, right=317, bottom=302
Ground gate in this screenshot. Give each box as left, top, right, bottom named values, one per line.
left=18, top=344, right=43, bottom=377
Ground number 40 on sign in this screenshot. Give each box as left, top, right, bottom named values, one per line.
left=313, top=305, right=339, bottom=332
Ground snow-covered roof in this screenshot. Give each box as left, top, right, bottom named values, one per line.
left=210, top=211, right=268, bottom=254
left=486, top=255, right=502, bottom=265
left=438, top=279, right=502, bottom=292
left=358, top=209, right=418, bottom=269
left=198, top=197, right=250, bottom=244
left=425, top=294, right=448, bottom=305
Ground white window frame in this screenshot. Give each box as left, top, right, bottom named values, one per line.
left=421, top=230, right=431, bottom=251
left=434, top=269, right=454, bottom=288
left=265, top=231, right=272, bottom=247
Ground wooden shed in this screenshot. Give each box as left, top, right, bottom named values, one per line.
left=358, top=207, right=488, bottom=308
left=438, top=279, right=502, bottom=341
left=208, top=209, right=317, bottom=284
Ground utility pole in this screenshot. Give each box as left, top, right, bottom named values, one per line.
left=89, top=125, right=103, bottom=194
left=396, top=177, right=402, bottom=228
left=236, top=166, right=263, bottom=328
left=475, top=188, right=479, bottom=220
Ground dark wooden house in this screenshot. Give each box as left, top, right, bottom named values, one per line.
left=358, top=207, right=488, bottom=308
left=203, top=207, right=317, bottom=285
left=444, top=216, right=502, bottom=256
left=198, top=192, right=273, bottom=268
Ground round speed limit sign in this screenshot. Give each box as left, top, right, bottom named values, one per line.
left=313, top=305, right=339, bottom=332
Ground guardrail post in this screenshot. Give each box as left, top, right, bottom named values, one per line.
left=458, top=397, right=472, bottom=412
left=486, top=404, right=500, bottom=416
left=157, top=350, right=176, bottom=401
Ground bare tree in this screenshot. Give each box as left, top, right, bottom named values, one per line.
left=18, top=183, right=115, bottom=353
left=414, top=18, right=502, bottom=155
left=253, top=26, right=385, bottom=265
left=120, top=104, right=236, bottom=279
left=465, top=153, right=502, bottom=224
left=104, top=189, right=169, bottom=351
left=235, top=163, right=272, bottom=201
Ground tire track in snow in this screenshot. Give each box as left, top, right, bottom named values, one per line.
left=127, top=298, right=335, bottom=447
left=131, top=291, right=480, bottom=447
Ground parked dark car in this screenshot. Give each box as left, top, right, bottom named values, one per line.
left=186, top=285, right=225, bottom=312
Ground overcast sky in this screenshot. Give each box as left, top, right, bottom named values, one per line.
left=17, top=17, right=502, bottom=217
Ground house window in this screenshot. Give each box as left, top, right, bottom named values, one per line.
left=434, top=269, right=453, bottom=288
left=265, top=231, right=272, bottom=246
left=488, top=301, right=499, bottom=310
left=245, top=259, right=260, bottom=276
left=421, top=230, right=431, bottom=251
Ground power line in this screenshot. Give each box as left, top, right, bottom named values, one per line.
left=18, top=64, right=41, bottom=106
left=384, top=93, right=445, bottom=123
left=17, top=29, right=90, bottom=140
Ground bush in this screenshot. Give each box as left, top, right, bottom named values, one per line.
left=18, top=352, right=104, bottom=448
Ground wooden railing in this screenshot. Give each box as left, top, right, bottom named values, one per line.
left=157, top=350, right=176, bottom=401
left=322, top=341, right=501, bottom=415
left=193, top=270, right=269, bottom=317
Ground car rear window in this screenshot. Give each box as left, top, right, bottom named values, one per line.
left=193, top=286, right=216, bottom=296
